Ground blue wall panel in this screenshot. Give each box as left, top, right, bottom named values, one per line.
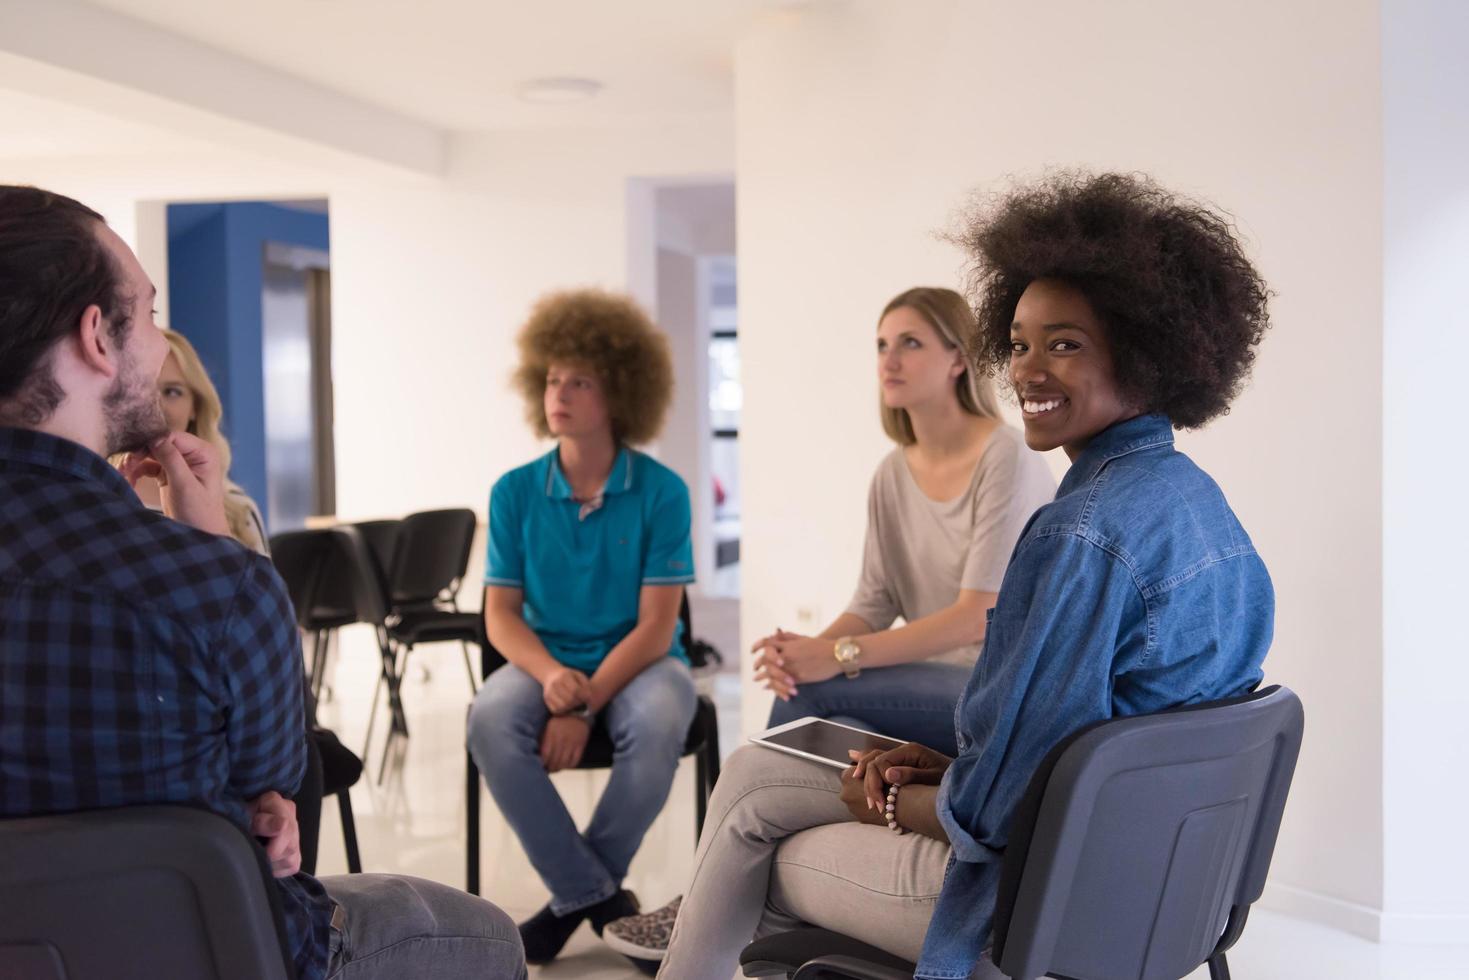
left=166, top=203, right=329, bottom=527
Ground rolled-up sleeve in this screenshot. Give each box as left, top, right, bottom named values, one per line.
left=937, top=529, right=1147, bottom=861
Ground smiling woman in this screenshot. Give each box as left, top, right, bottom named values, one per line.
left=958, top=171, right=1272, bottom=438
left=645, top=172, right=1277, bottom=980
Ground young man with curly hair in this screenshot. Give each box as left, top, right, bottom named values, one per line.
left=632, top=171, right=1275, bottom=980
left=466, top=288, right=697, bottom=964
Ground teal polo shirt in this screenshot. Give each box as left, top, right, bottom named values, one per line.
left=484, top=447, right=695, bottom=672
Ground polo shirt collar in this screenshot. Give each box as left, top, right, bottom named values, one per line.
left=0, top=426, right=138, bottom=502
left=1058, top=413, right=1175, bottom=495
left=543, top=445, right=635, bottom=500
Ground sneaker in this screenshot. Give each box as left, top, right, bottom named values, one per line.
left=602, top=895, right=681, bottom=961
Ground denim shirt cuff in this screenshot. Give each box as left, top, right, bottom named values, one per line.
left=938, top=765, right=1001, bottom=864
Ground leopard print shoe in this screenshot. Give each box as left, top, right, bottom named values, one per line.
left=601, top=895, right=682, bottom=961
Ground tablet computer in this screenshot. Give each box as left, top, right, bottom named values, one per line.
left=749, top=717, right=906, bottom=769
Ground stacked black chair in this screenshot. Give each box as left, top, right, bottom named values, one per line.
left=319, top=525, right=411, bottom=781
left=383, top=508, right=482, bottom=692
left=465, top=591, right=722, bottom=896
left=272, top=522, right=401, bottom=705
left=0, top=805, right=296, bottom=979
left=739, top=685, right=1304, bottom=980
left=269, top=528, right=369, bottom=870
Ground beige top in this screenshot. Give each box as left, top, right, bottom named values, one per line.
left=845, top=425, right=1056, bottom=667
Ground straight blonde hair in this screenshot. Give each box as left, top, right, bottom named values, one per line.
left=878, top=287, right=999, bottom=445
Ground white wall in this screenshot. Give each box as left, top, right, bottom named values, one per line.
left=656, top=247, right=713, bottom=582
left=1380, top=0, right=1469, bottom=943
left=734, top=0, right=1388, bottom=935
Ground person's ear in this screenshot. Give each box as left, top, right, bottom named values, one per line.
left=74, top=305, right=120, bottom=381
left=949, top=349, right=967, bottom=379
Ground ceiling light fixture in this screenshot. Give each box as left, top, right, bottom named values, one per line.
left=516, top=77, right=604, bottom=104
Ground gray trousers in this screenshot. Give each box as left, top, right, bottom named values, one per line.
left=658, top=745, right=956, bottom=980
left=320, top=873, right=526, bottom=979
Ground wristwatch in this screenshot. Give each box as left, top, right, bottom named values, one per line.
left=565, top=703, right=593, bottom=721
left=833, top=637, right=863, bottom=679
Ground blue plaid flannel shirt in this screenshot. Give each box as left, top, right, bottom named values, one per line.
left=0, top=427, right=333, bottom=980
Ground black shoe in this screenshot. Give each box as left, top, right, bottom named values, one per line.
left=588, top=889, right=641, bottom=938
left=517, top=904, right=588, bottom=965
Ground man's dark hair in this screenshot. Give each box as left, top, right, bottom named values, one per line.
left=0, top=186, right=131, bottom=425
left=957, top=171, right=1271, bottom=429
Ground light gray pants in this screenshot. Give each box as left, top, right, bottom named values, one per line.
left=658, top=745, right=953, bottom=980
left=320, top=873, right=526, bottom=979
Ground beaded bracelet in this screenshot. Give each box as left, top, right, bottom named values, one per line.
left=884, top=782, right=905, bottom=834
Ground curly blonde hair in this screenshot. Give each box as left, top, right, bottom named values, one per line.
left=512, top=289, right=674, bottom=446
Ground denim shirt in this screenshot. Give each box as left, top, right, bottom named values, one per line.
left=915, top=414, right=1274, bottom=979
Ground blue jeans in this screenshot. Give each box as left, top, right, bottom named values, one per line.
left=322, top=873, right=525, bottom=979
left=766, top=661, right=971, bottom=756
left=466, top=656, right=697, bottom=915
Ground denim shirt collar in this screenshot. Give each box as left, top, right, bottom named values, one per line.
left=1056, top=413, right=1175, bottom=497
left=0, top=426, right=138, bottom=503
left=542, top=445, right=634, bottom=501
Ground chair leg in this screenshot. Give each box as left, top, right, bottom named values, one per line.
left=695, top=707, right=722, bottom=841
left=461, top=642, right=480, bottom=693
left=466, top=747, right=481, bottom=896
left=1207, top=953, right=1231, bottom=980
left=308, top=629, right=328, bottom=702
left=362, top=672, right=384, bottom=759
left=380, top=631, right=410, bottom=738
left=695, top=749, right=709, bottom=840
left=336, top=790, right=362, bottom=873
left=376, top=728, right=403, bottom=785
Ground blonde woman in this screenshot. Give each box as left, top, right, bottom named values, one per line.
left=131, top=329, right=269, bottom=555
left=601, top=287, right=1057, bottom=968
left=752, top=287, right=1055, bottom=754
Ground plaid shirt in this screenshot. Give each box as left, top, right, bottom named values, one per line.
left=0, top=427, right=332, bottom=980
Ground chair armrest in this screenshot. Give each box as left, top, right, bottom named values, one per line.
left=792, top=954, right=916, bottom=980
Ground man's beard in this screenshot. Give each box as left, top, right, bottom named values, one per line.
left=102, top=351, right=169, bottom=457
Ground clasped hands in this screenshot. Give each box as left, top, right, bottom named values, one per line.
left=838, top=741, right=953, bottom=828
left=750, top=629, right=843, bottom=700
left=539, top=666, right=594, bottom=773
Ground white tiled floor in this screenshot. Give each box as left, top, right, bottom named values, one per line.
left=313, top=624, right=1469, bottom=980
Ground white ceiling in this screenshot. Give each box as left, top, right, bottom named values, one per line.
left=80, top=0, right=749, bottom=132
left=0, top=86, right=210, bottom=159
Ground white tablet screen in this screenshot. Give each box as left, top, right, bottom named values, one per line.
left=753, top=718, right=905, bottom=767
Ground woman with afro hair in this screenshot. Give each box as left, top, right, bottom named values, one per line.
left=633, top=172, right=1276, bottom=980
left=465, top=289, right=697, bottom=964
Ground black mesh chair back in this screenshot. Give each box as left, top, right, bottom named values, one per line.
left=390, top=508, right=477, bottom=608
left=0, top=805, right=295, bottom=980
left=740, top=685, right=1304, bottom=980
left=325, top=524, right=416, bottom=779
